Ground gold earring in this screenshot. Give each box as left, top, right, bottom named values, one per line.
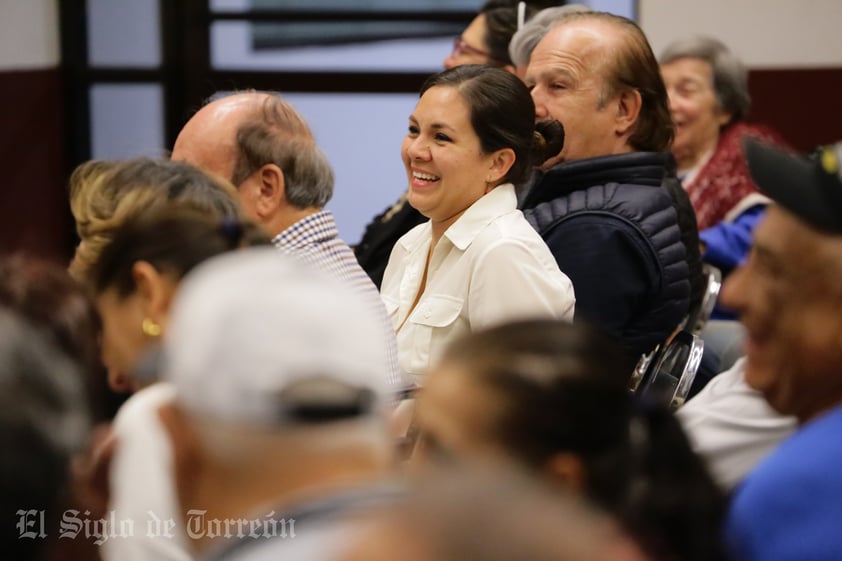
left=141, top=318, right=162, bottom=337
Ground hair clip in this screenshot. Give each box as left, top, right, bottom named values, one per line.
left=517, top=1, right=526, bottom=31
left=219, top=217, right=243, bottom=244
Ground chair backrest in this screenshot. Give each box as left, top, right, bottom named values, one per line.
left=687, top=264, right=722, bottom=335
left=635, top=330, right=704, bottom=409
left=629, top=345, right=658, bottom=393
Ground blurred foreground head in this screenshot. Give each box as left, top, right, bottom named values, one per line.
left=159, top=248, right=396, bottom=552
left=0, top=310, right=90, bottom=561
left=342, top=465, right=652, bottom=561
left=415, top=319, right=727, bottom=561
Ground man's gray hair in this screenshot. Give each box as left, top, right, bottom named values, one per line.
left=508, top=4, right=593, bottom=69
left=660, top=36, right=751, bottom=122
left=230, top=92, right=335, bottom=209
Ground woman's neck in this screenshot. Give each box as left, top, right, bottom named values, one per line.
left=675, top=134, right=720, bottom=175
left=430, top=212, right=463, bottom=248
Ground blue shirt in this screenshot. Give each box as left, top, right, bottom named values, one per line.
left=725, top=404, right=842, bottom=561
left=700, top=205, right=766, bottom=272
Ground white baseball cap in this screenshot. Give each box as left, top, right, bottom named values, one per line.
left=161, top=247, right=389, bottom=426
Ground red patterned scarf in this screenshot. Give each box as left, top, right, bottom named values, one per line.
left=684, top=122, right=791, bottom=230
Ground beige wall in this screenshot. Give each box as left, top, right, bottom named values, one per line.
left=639, top=0, right=842, bottom=68
left=0, top=0, right=59, bottom=69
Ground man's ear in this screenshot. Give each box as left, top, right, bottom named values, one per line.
left=487, top=148, right=517, bottom=186
left=614, top=88, right=642, bottom=137
left=132, top=261, right=177, bottom=330
left=255, top=163, right=285, bottom=217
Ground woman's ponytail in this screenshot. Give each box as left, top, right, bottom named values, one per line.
left=531, top=119, right=565, bottom=167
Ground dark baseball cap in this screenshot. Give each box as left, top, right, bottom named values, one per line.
left=744, top=138, right=842, bottom=234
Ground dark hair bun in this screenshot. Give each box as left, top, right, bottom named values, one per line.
left=532, top=120, right=565, bottom=165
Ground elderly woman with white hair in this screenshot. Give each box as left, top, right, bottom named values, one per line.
left=660, top=36, right=791, bottom=275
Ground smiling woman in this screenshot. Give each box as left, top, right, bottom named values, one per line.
left=380, top=65, right=574, bottom=383
left=402, top=86, right=492, bottom=238
left=354, top=1, right=556, bottom=289
left=659, top=36, right=792, bottom=277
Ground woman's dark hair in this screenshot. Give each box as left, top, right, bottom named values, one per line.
left=478, top=1, right=564, bottom=66
left=90, top=206, right=270, bottom=298
left=439, top=319, right=728, bottom=561
left=420, top=65, right=563, bottom=185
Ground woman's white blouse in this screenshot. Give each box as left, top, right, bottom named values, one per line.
left=381, top=184, right=575, bottom=382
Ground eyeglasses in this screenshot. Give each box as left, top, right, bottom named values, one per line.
left=451, top=37, right=493, bottom=59
left=450, top=37, right=511, bottom=66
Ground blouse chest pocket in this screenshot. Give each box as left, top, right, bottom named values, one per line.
left=405, top=294, right=464, bottom=375
left=408, top=294, right=464, bottom=328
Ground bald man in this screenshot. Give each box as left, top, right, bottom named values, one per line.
left=172, top=91, right=405, bottom=389
left=173, top=92, right=330, bottom=237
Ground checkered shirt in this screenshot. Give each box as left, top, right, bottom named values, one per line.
left=273, top=210, right=405, bottom=389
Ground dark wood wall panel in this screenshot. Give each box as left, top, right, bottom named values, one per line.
left=748, top=67, right=842, bottom=153
left=0, top=68, right=73, bottom=264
